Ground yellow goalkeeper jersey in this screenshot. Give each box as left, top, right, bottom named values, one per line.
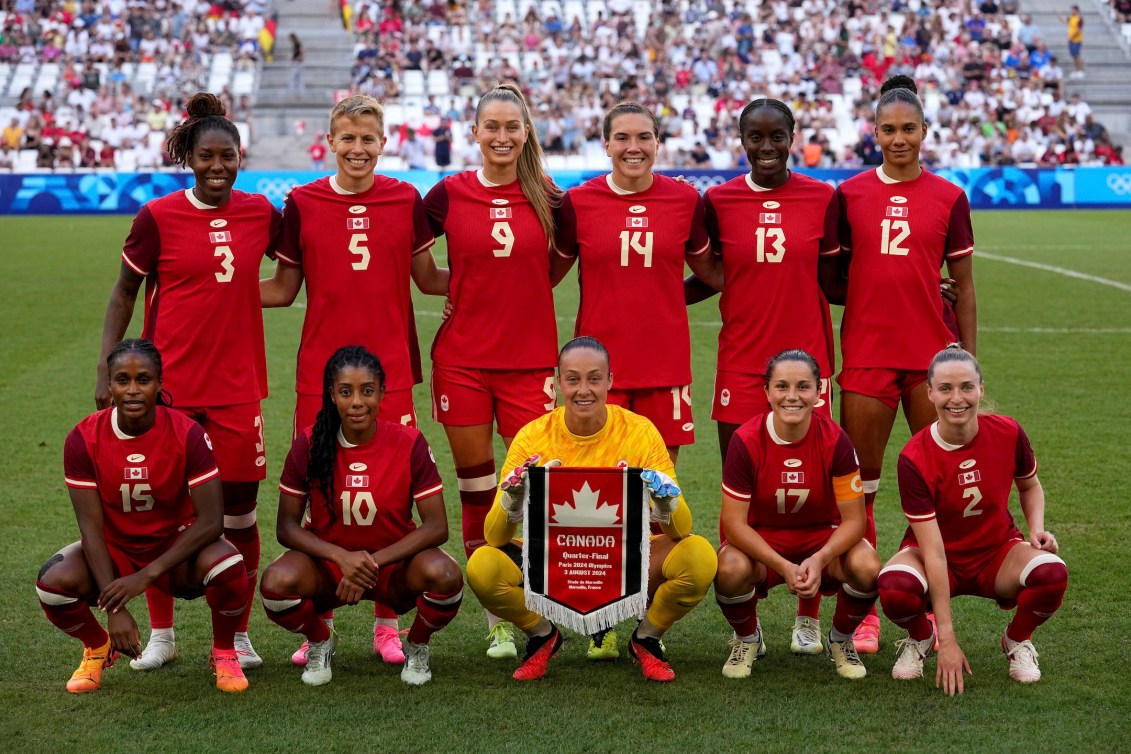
left=484, top=405, right=693, bottom=545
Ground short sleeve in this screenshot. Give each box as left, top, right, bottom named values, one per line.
left=685, top=192, right=710, bottom=256
left=422, top=179, right=449, bottom=237
left=63, top=426, right=97, bottom=489
left=721, top=433, right=755, bottom=501
left=185, top=423, right=220, bottom=488
left=830, top=428, right=860, bottom=479
left=276, top=192, right=303, bottom=266
left=410, top=190, right=436, bottom=255
left=409, top=432, right=444, bottom=500
left=703, top=189, right=722, bottom=255
left=944, top=191, right=974, bottom=260
left=121, top=205, right=161, bottom=276
left=265, top=201, right=283, bottom=261
left=279, top=431, right=312, bottom=498
left=1013, top=422, right=1038, bottom=479
left=897, top=454, right=936, bottom=522
left=553, top=193, right=579, bottom=258
left=835, top=186, right=852, bottom=253
left=819, top=190, right=840, bottom=255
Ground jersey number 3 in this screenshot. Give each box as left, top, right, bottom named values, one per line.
left=214, top=246, right=235, bottom=282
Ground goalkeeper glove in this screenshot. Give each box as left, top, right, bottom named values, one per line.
left=641, top=468, right=680, bottom=524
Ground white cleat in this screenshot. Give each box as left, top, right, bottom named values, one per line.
left=401, top=642, right=433, bottom=685
left=892, top=632, right=935, bottom=680
left=790, top=616, right=824, bottom=655
left=130, top=636, right=177, bottom=671
left=234, top=632, right=262, bottom=669
left=301, top=633, right=335, bottom=686
left=721, top=631, right=765, bottom=679
left=828, top=633, right=867, bottom=679
left=1003, top=636, right=1041, bottom=683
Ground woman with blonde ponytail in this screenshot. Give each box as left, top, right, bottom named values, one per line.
left=421, top=82, right=563, bottom=661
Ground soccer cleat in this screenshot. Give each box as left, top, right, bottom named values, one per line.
left=291, top=640, right=310, bottom=667
left=790, top=616, right=823, bottom=655
left=210, top=648, right=249, bottom=693
left=1003, top=636, right=1041, bottom=683
left=129, top=635, right=177, bottom=671
left=892, top=632, right=935, bottom=680
left=234, top=632, right=262, bottom=669
left=827, top=633, right=867, bottom=679
left=512, top=627, right=563, bottom=682
left=401, top=641, right=433, bottom=685
left=66, top=639, right=117, bottom=693
left=852, top=613, right=881, bottom=654
left=374, top=623, right=407, bottom=664
left=486, top=622, right=518, bottom=660
left=587, top=628, right=619, bottom=661
left=927, top=612, right=940, bottom=651
left=721, top=630, right=765, bottom=679
left=628, top=633, right=675, bottom=682
left=301, top=632, right=336, bottom=686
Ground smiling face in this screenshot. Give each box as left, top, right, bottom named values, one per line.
left=473, top=99, right=527, bottom=180
left=331, top=365, right=384, bottom=442
left=188, top=128, right=240, bottom=206
left=328, top=113, right=386, bottom=192
left=557, top=346, right=612, bottom=433
left=741, top=106, right=793, bottom=188
left=875, top=100, right=926, bottom=177
left=765, top=359, right=819, bottom=437
left=605, top=112, right=658, bottom=190
left=927, top=360, right=984, bottom=434
left=109, top=352, right=160, bottom=431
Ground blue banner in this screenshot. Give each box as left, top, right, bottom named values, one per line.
left=2, top=167, right=1129, bottom=214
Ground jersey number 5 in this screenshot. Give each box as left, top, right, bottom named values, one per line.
left=880, top=219, right=910, bottom=256
left=619, top=230, right=653, bottom=267
left=348, top=233, right=371, bottom=270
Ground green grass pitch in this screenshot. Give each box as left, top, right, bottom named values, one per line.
left=1, top=210, right=1129, bottom=752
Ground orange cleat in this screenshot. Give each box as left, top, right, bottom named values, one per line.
left=629, top=633, right=675, bottom=682
left=210, top=648, right=249, bottom=693
left=66, top=639, right=117, bottom=693
left=512, top=627, right=563, bottom=682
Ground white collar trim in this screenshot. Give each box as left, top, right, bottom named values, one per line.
left=330, top=175, right=360, bottom=195
left=606, top=173, right=640, bottom=195
left=184, top=188, right=220, bottom=209
left=930, top=422, right=966, bottom=451
left=765, top=412, right=792, bottom=445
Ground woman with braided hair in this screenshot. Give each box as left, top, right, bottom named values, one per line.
left=95, top=91, right=281, bottom=671
left=261, top=346, right=462, bottom=687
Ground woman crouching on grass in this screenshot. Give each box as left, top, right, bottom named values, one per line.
left=879, top=347, right=1067, bottom=694
left=260, top=345, right=463, bottom=686
left=38, top=338, right=251, bottom=694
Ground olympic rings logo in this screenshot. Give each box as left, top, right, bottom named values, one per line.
left=1106, top=173, right=1131, bottom=195
left=255, top=178, right=299, bottom=203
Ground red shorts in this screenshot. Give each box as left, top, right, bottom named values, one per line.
left=723, top=526, right=842, bottom=597
left=320, top=558, right=416, bottom=613
left=176, top=402, right=266, bottom=482
left=294, top=388, right=417, bottom=439
left=608, top=385, right=694, bottom=447
left=837, top=367, right=928, bottom=411
left=430, top=363, right=556, bottom=437
left=899, top=534, right=1025, bottom=608
left=105, top=535, right=184, bottom=595
left=712, top=370, right=833, bottom=424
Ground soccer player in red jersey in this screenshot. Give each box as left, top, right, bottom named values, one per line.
left=835, top=75, right=978, bottom=653
left=260, top=346, right=463, bottom=686
left=553, top=102, right=723, bottom=466
left=40, top=340, right=252, bottom=693
left=686, top=98, right=842, bottom=653
left=878, top=348, right=1066, bottom=693
left=261, top=94, right=449, bottom=664
left=423, top=83, right=563, bottom=661
left=715, top=350, right=878, bottom=680
left=96, top=93, right=280, bottom=671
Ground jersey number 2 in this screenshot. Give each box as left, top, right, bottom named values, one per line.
left=962, top=486, right=983, bottom=517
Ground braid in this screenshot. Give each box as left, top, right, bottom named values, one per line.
left=106, top=338, right=171, bottom=406
left=306, top=345, right=386, bottom=524
left=165, top=92, right=240, bottom=167
left=739, top=98, right=796, bottom=135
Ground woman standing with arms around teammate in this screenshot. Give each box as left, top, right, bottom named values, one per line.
left=96, top=92, right=280, bottom=670
left=260, top=346, right=463, bottom=687
left=42, top=340, right=252, bottom=693
left=423, top=83, right=562, bottom=660
left=835, top=75, right=977, bottom=653
left=878, top=348, right=1067, bottom=693
left=688, top=98, right=842, bottom=655
left=715, top=350, right=878, bottom=680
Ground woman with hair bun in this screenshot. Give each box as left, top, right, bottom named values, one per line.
left=834, top=75, right=978, bottom=653
left=95, top=91, right=281, bottom=672
left=422, top=82, right=564, bottom=660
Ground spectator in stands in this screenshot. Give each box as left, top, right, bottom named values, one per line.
left=0, top=142, right=14, bottom=171
left=3, top=118, right=23, bottom=149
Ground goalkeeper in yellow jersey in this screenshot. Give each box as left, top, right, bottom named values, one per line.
left=466, top=337, right=717, bottom=682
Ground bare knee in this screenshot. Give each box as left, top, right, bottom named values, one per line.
left=416, top=549, right=463, bottom=594
left=36, top=542, right=89, bottom=592
left=259, top=552, right=307, bottom=595
left=715, top=545, right=756, bottom=596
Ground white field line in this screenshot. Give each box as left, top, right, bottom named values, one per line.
left=977, top=251, right=1131, bottom=294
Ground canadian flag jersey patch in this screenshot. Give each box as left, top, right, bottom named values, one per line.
left=490, top=207, right=512, bottom=219
left=347, top=217, right=370, bottom=230
left=957, top=469, right=982, bottom=485
left=781, top=471, right=806, bottom=484
left=885, top=206, right=908, bottom=218
left=346, top=474, right=370, bottom=488
left=760, top=212, right=781, bottom=224
left=626, top=216, right=649, bottom=228
left=209, top=231, right=231, bottom=243
left=124, top=467, right=149, bottom=480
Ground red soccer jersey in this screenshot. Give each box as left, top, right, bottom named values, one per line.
left=277, top=175, right=434, bottom=394
left=705, top=172, right=839, bottom=378
left=64, top=406, right=219, bottom=557
left=122, top=189, right=280, bottom=407
left=898, top=414, right=1035, bottom=556
left=836, top=168, right=974, bottom=370
left=555, top=174, right=710, bottom=389
left=722, top=412, right=860, bottom=530
left=279, top=421, right=444, bottom=553
left=424, top=170, right=557, bottom=370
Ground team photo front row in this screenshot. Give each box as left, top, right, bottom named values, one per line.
left=38, top=338, right=1067, bottom=697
